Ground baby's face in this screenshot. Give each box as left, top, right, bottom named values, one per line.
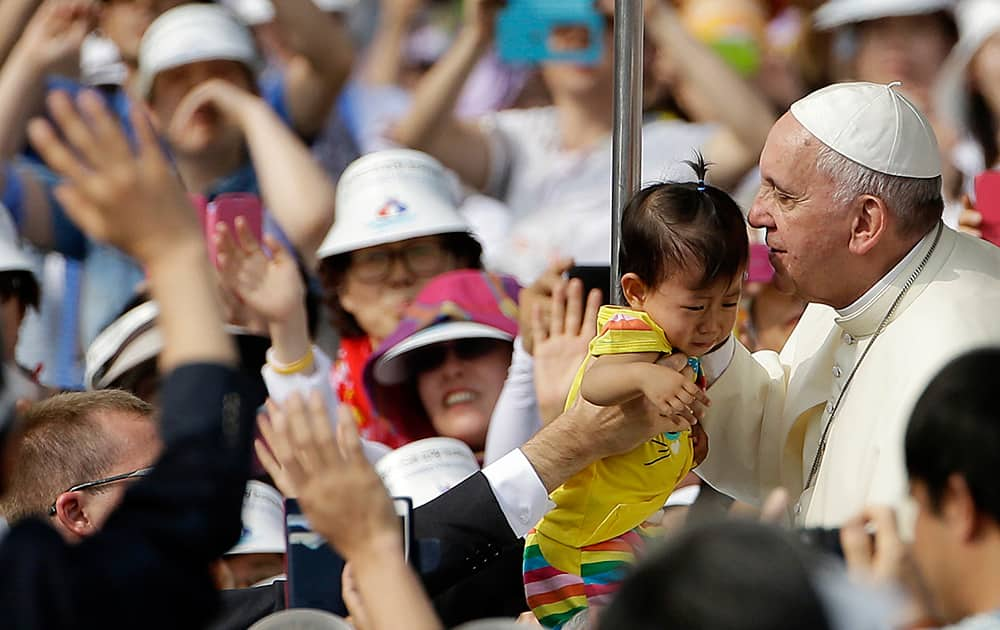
left=627, top=269, right=743, bottom=357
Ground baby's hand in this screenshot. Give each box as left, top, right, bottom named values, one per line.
left=639, top=364, right=710, bottom=427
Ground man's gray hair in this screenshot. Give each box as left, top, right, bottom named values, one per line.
left=814, top=142, right=944, bottom=235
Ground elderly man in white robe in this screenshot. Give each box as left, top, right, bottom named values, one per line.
left=697, top=81, right=1000, bottom=528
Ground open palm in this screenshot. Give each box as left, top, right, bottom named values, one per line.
left=215, top=219, right=305, bottom=326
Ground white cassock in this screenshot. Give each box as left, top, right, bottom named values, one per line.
left=698, top=224, right=1000, bottom=527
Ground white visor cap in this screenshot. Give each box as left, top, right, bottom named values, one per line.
left=316, top=149, right=472, bottom=260
left=138, top=3, right=262, bottom=98
left=790, top=81, right=942, bottom=178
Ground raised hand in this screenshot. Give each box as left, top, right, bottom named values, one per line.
left=532, top=278, right=602, bottom=424
left=260, top=393, right=400, bottom=559
left=27, top=90, right=201, bottom=264
left=464, top=0, right=506, bottom=41
left=518, top=257, right=574, bottom=355
left=17, top=0, right=97, bottom=72
left=167, top=78, right=263, bottom=154
left=215, top=220, right=306, bottom=326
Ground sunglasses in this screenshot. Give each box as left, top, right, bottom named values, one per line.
left=407, top=338, right=505, bottom=375
left=48, top=467, right=154, bottom=517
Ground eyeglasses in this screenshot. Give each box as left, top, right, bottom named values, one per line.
left=47, top=467, right=154, bottom=517
left=349, top=242, right=449, bottom=283
left=407, top=338, right=504, bottom=375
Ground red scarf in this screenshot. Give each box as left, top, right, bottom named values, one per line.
left=330, top=336, right=408, bottom=449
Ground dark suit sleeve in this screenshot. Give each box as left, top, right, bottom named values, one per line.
left=0, top=364, right=256, bottom=629
left=414, top=471, right=519, bottom=595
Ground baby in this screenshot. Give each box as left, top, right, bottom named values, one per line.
left=524, top=157, right=749, bottom=628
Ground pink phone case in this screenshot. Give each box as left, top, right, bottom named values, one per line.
left=204, top=193, right=264, bottom=264
left=974, top=172, right=1000, bottom=247
left=747, top=243, right=775, bottom=284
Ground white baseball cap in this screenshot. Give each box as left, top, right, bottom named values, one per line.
left=84, top=301, right=160, bottom=391
left=219, top=0, right=359, bottom=25
left=138, top=4, right=262, bottom=98
left=790, top=81, right=942, bottom=178
left=226, top=481, right=287, bottom=556
left=316, top=149, right=472, bottom=260
left=0, top=204, right=35, bottom=275
left=935, top=0, right=1000, bottom=132
left=814, top=0, right=954, bottom=30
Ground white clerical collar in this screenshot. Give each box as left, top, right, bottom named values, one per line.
left=836, top=228, right=935, bottom=319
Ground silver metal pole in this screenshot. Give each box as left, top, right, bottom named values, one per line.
left=611, top=0, right=643, bottom=305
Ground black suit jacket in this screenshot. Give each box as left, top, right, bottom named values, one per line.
left=0, top=364, right=255, bottom=629
left=416, top=471, right=528, bottom=625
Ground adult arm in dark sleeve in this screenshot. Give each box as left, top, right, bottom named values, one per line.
left=0, top=363, right=256, bottom=629
left=414, top=472, right=520, bottom=596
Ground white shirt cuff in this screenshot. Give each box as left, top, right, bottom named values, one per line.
left=261, top=345, right=333, bottom=403
left=701, top=335, right=735, bottom=387
left=481, top=448, right=554, bottom=538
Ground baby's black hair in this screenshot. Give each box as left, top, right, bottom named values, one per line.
left=619, top=154, right=749, bottom=292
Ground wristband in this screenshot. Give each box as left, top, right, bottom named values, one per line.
left=267, top=347, right=315, bottom=375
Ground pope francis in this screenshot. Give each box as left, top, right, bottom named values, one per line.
left=697, top=81, right=1000, bottom=527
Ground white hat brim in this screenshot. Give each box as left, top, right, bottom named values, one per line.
left=815, top=0, right=953, bottom=30
left=373, top=322, right=513, bottom=385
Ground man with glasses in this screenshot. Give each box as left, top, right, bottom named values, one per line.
left=0, top=389, right=160, bottom=540
left=0, top=75, right=256, bottom=628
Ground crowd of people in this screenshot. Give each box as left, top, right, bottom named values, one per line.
left=0, top=0, right=998, bottom=628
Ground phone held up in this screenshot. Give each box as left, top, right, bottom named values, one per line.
left=190, top=192, right=265, bottom=265
left=497, top=0, right=606, bottom=66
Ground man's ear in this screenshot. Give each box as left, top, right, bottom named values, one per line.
left=53, top=491, right=96, bottom=540
left=848, top=195, right=889, bottom=256
left=620, top=273, right=647, bottom=310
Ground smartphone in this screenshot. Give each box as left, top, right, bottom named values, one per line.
left=567, top=265, right=611, bottom=302
left=973, top=171, right=1000, bottom=246
left=496, top=0, right=605, bottom=66
left=285, top=497, right=415, bottom=614
left=204, top=193, right=264, bottom=264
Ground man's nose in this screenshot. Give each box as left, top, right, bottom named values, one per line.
left=747, top=199, right=774, bottom=230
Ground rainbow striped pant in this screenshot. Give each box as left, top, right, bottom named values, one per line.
left=523, top=525, right=656, bottom=628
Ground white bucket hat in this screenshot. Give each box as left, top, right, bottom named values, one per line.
left=219, top=0, right=359, bottom=25
left=226, top=481, right=287, bottom=556
left=815, top=0, right=954, bottom=30
left=316, top=149, right=472, bottom=260
left=791, top=81, right=942, bottom=178
left=138, top=3, right=262, bottom=98
left=934, top=0, right=1000, bottom=133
